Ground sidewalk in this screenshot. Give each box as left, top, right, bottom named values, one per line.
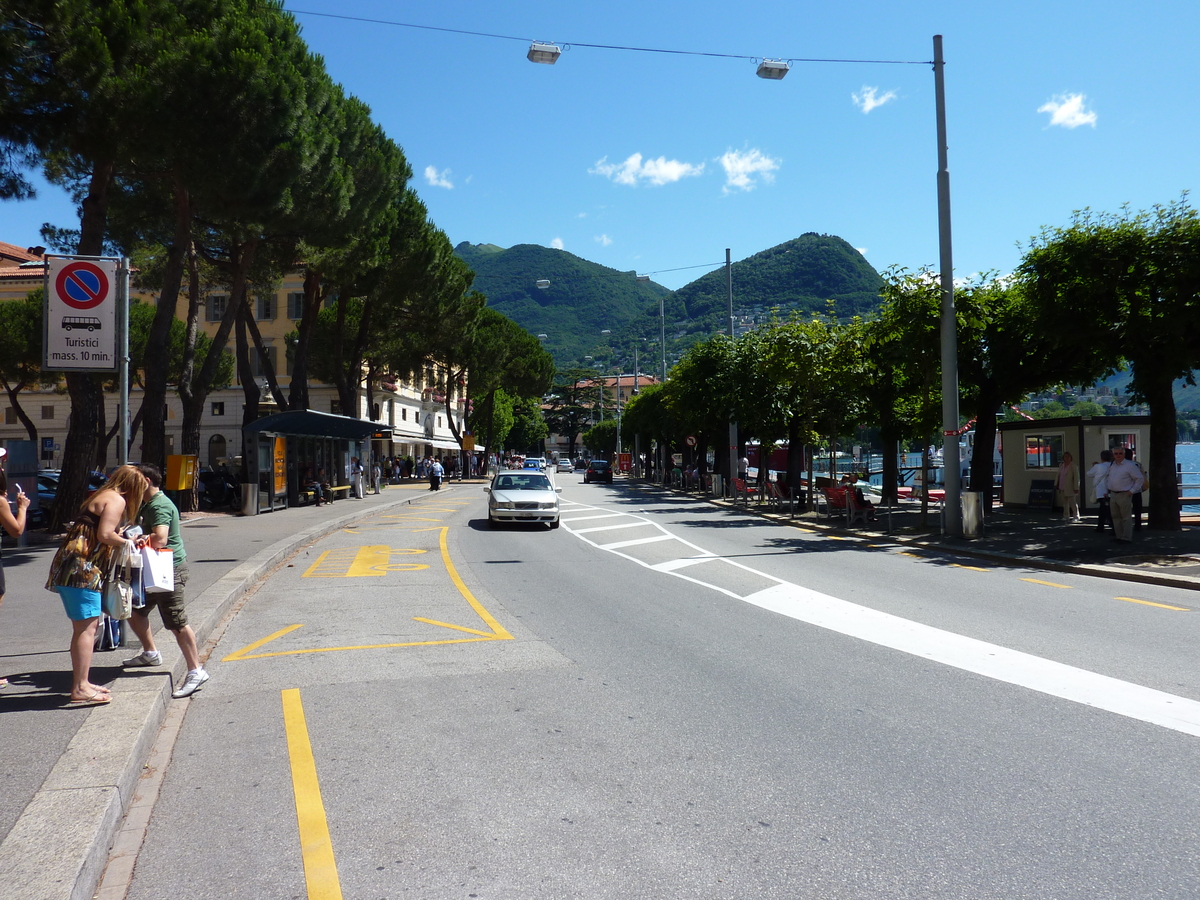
left=656, top=480, right=1200, bottom=590
left=0, top=480, right=472, bottom=900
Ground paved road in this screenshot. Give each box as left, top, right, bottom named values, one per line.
left=118, top=477, right=1200, bottom=898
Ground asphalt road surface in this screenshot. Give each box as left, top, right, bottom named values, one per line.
left=123, top=477, right=1200, bottom=899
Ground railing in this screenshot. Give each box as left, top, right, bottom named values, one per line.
left=1179, top=465, right=1200, bottom=505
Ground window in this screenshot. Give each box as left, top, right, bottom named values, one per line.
left=251, top=346, right=277, bottom=377
left=331, top=401, right=341, bottom=415
left=402, top=408, right=407, bottom=421
left=4, top=407, right=16, bottom=425
left=256, top=293, right=276, bottom=321
left=287, top=292, right=304, bottom=319
left=437, top=416, right=442, bottom=428
left=211, top=402, right=224, bottom=417
left=1025, top=433, right=1063, bottom=469
left=207, top=294, right=228, bottom=322
left=41, top=405, right=54, bottom=420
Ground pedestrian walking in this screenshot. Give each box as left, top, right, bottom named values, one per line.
left=0, top=448, right=31, bottom=689
left=372, top=459, right=383, bottom=494
left=45, top=464, right=148, bottom=706
left=1056, top=451, right=1081, bottom=521
left=1106, top=446, right=1145, bottom=543
left=121, top=464, right=210, bottom=698
left=1087, top=450, right=1113, bottom=532
left=429, top=457, right=444, bottom=491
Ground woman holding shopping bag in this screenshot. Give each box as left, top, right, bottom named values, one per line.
left=45, top=464, right=147, bottom=706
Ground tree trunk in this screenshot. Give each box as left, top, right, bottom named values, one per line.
left=969, top=385, right=1000, bottom=509
left=287, top=269, right=324, bottom=411
left=236, top=304, right=260, bottom=477
left=52, top=159, right=113, bottom=531
left=141, top=178, right=191, bottom=469
left=1146, top=377, right=1181, bottom=531
left=3, top=381, right=38, bottom=443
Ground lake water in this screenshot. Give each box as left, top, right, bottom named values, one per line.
left=1178, top=442, right=1200, bottom=511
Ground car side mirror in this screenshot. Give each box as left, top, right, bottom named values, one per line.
left=556, top=487, right=563, bottom=493
left=483, top=486, right=490, bottom=493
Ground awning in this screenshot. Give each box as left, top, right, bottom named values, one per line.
left=427, top=438, right=462, bottom=451
left=243, top=409, right=389, bottom=441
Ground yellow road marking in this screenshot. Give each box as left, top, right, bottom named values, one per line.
left=282, top=689, right=343, bottom=900
left=1116, top=596, right=1190, bottom=611
left=898, top=551, right=926, bottom=558
left=303, top=546, right=429, bottom=578
left=1021, top=578, right=1072, bottom=589
left=225, top=528, right=512, bottom=660
left=951, top=564, right=989, bottom=572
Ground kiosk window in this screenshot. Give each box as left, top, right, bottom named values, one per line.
left=1025, top=434, right=1063, bottom=469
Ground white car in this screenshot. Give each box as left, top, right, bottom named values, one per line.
left=526, top=457, right=549, bottom=470
left=556, top=459, right=573, bottom=473
left=485, top=469, right=562, bottom=528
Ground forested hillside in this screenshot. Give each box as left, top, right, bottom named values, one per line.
left=456, top=233, right=884, bottom=368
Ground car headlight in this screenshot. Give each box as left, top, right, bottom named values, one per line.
left=540, top=501, right=556, bottom=509
left=496, top=501, right=515, bottom=510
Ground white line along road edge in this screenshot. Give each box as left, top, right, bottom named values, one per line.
left=563, top=504, right=1200, bottom=738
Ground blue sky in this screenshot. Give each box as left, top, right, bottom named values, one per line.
left=4, top=1, right=1198, bottom=291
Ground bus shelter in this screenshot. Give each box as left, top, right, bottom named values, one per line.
left=243, top=410, right=390, bottom=512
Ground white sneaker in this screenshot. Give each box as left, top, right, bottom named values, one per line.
left=172, top=669, right=210, bottom=699
left=122, top=650, right=162, bottom=668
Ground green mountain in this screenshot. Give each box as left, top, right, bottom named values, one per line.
left=455, top=233, right=885, bottom=369
left=673, top=233, right=884, bottom=327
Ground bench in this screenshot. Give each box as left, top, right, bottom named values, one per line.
left=822, top=487, right=870, bottom=526
left=764, top=480, right=791, bottom=512
left=328, top=484, right=353, bottom=499
left=731, top=477, right=760, bottom=504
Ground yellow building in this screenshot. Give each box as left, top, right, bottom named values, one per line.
left=0, top=241, right=465, bottom=470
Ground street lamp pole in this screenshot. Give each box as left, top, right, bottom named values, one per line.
left=933, top=35, right=961, bottom=537
left=727, top=248, right=738, bottom=495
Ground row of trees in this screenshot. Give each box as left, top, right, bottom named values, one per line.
left=620, top=200, right=1200, bottom=531
left=1, top=1, right=552, bottom=524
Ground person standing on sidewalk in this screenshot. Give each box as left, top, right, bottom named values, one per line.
left=1087, top=449, right=1113, bottom=533
left=121, top=464, right=209, bottom=699
left=45, top=465, right=147, bottom=706
left=429, top=457, right=444, bottom=491
left=0, top=448, right=31, bottom=689
left=1127, top=447, right=1147, bottom=532
left=1056, top=451, right=1081, bottom=522
left=1106, top=447, right=1145, bottom=543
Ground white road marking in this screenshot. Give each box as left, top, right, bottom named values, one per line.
left=597, top=534, right=678, bottom=551
left=572, top=520, right=658, bottom=535
left=559, top=513, right=629, bottom=523
left=563, top=502, right=1200, bottom=738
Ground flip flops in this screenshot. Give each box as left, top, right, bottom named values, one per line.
left=66, top=691, right=111, bottom=708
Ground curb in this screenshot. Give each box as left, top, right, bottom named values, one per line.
left=0, top=490, right=432, bottom=900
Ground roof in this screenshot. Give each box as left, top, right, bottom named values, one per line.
left=243, top=409, right=390, bottom=440
left=0, top=242, right=45, bottom=268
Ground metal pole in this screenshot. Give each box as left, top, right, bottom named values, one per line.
left=118, top=257, right=130, bottom=466
left=615, top=370, right=622, bottom=457
left=726, top=248, right=737, bottom=495
left=933, top=35, right=961, bottom=537
left=659, top=295, right=667, bottom=383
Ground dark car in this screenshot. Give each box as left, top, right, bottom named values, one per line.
left=584, top=459, right=613, bottom=484
left=30, top=471, right=106, bottom=525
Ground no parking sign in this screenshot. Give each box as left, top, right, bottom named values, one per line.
left=44, top=256, right=120, bottom=371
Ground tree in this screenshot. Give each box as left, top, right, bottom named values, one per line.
left=544, top=367, right=608, bottom=460
left=1021, top=200, right=1200, bottom=530
left=507, top=396, right=549, bottom=454
left=0, top=290, right=56, bottom=443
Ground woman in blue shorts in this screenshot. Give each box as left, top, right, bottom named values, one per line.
left=45, top=465, right=147, bottom=706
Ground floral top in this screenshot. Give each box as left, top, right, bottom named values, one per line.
left=45, top=510, right=115, bottom=593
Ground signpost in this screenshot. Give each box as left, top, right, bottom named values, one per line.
left=43, top=255, right=131, bottom=464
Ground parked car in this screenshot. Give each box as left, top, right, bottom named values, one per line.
left=29, top=471, right=106, bottom=525
left=584, top=459, right=613, bottom=484
left=485, top=469, right=561, bottom=528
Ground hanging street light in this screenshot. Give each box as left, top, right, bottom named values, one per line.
left=527, top=42, right=562, bottom=65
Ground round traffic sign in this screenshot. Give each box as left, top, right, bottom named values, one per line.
left=686, top=435, right=697, bottom=447
left=54, top=261, right=110, bottom=311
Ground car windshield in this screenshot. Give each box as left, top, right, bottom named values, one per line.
left=590, top=461, right=610, bottom=469
left=494, top=474, right=553, bottom=491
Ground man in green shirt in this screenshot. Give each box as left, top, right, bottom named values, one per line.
left=122, top=463, right=210, bottom=698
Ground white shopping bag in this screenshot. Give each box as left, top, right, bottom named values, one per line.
left=141, top=546, right=175, bottom=593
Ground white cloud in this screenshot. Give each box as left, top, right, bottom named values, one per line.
left=1038, top=93, right=1097, bottom=128
left=852, top=86, right=897, bottom=114
left=717, top=148, right=780, bottom=193
left=855, top=247, right=868, bottom=256
left=595, top=234, right=612, bottom=247
left=424, top=165, right=453, bottom=189
left=577, top=212, right=587, bottom=218
left=589, top=153, right=705, bottom=186
left=550, top=237, right=564, bottom=250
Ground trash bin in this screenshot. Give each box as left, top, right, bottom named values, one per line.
left=962, top=491, right=983, bottom=537
left=710, top=474, right=723, bottom=498
left=240, top=483, right=259, bottom=516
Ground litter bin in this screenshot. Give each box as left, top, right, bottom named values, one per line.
left=240, top=482, right=259, bottom=516
left=710, top=474, right=723, bottom=498
left=962, top=491, right=983, bottom=537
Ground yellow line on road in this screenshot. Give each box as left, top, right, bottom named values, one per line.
left=1116, top=596, right=1190, bottom=611
left=1021, top=578, right=1072, bottom=589
left=224, top=624, right=304, bottom=661
left=281, top=689, right=343, bottom=900
left=440, top=526, right=513, bottom=639
left=951, top=564, right=989, bottom=572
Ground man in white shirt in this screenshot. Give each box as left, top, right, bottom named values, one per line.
left=1105, top=447, right=1145, bottom=542
left=1086, top=449, right=1112, bottom=533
